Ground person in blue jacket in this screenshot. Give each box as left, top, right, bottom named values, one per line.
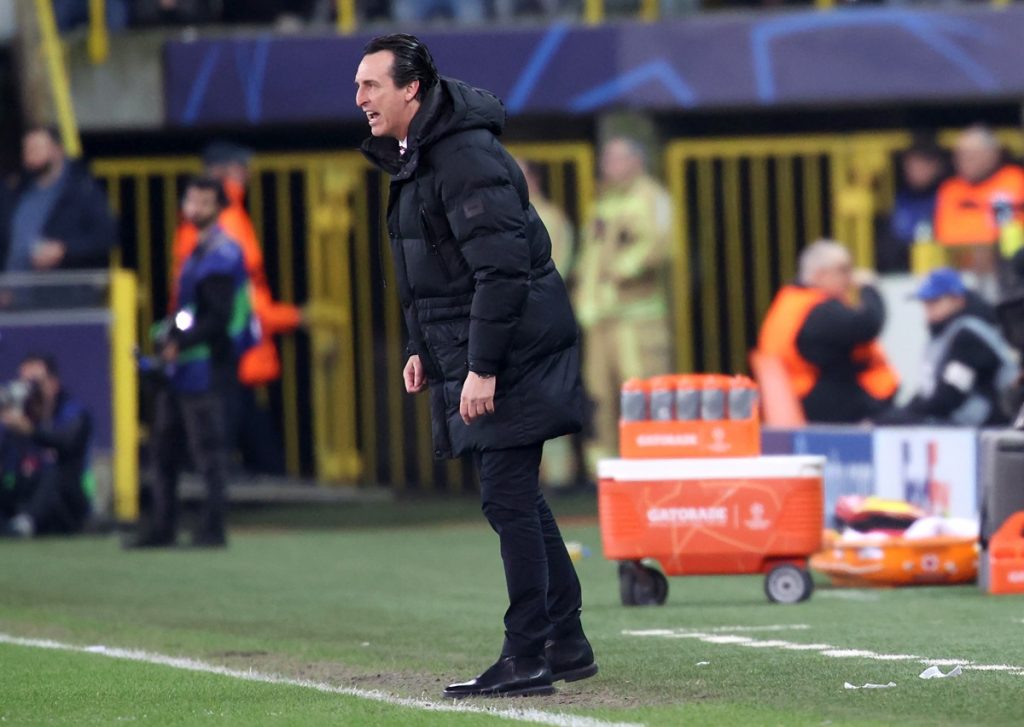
left=130, top=176, right=255, bottom=548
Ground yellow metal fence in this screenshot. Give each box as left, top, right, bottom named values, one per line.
left=92, top=143, right=594, bottom=490
left=665, top=131, right=914, bottom=375
left=95, top=129, right=1023, bottom=488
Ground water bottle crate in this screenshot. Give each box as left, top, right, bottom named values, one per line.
left=618, top=417, right=761, bottom=459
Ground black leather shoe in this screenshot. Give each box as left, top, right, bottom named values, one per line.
left=545, top=636, right=598, bottom=683
left=443, top=656, right=555, bottom=699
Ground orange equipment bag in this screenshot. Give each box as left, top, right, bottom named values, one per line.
left=810, top=535, right=977, bottom=588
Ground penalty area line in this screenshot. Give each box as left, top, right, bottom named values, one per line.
left=0, top=633, right=640, bottom=727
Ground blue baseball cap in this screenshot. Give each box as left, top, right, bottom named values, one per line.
left=914, top=267, right=966, bottom=301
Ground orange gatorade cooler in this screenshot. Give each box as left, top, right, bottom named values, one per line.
left=598, top=456, right=825, bottom=605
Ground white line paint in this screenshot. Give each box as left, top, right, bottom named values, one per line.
left=0, top=634, right=640, bottom=727
left=622, top=628, right=1024, bottom=676
left=814, top=591, right=881, bottom=602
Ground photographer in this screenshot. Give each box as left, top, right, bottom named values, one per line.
left=129, top=176, right=254, bottom=549
left=0, top=354, right=92, bottom=538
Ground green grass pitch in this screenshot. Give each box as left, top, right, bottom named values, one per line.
left=1, top=496, right=1022, bottom=726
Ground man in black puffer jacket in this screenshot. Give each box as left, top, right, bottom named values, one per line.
left=358, top=34, right=596, bottom=699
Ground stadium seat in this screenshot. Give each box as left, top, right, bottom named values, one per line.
left=749, top=351, right=807, bottom=427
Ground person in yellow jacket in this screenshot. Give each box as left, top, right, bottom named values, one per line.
left=575, top=137, right=673, bottom=473
left=515, top=157, right=579, bottom=487
left=516, top=158, right=575, bottom=277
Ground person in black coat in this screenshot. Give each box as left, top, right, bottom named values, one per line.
left=358, top=34, right=596, bottom=699
left=0, top=127, right=116, bottom=273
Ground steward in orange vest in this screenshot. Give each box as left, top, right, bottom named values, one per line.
left=171, top=160, right=302, bottom=387
left=934, top=164, right=1024, bottom=247
left=758, top=243, right=898, bottom=423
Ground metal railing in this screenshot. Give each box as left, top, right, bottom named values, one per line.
left=33, top=0, right=82, bottom=156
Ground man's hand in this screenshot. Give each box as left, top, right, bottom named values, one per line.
left=851, top=268, right=878, bottom=289
left=161, top=340, right=179, bottom=365
left=31, top=240, right=67, bottom=270
left=1, top=409, right=33, bottom=436
left=460, top=372, right=496, bottom=425
left=403, top=354, right=426, bottom=393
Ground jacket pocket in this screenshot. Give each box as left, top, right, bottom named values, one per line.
left=420, top=209, right=453, bottom=283
left=422, top=318, right=470, bottom=383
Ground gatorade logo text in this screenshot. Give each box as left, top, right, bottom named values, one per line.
left=1008, top=571, right=1024, bottom=584
left=647, top=507, right=728, bottom=526
left=636, top=434, right=699, bottom=448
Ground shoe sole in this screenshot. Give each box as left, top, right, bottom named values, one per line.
left=552, top=663, right=599, bottom=683
left=443, top=684, right=556, bottom=699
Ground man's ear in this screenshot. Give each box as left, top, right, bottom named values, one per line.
left=405, top=80, right=420, bottom=102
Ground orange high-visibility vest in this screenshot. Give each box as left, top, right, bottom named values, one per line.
left=758, top=285, right=898, bottom=401
left=934, top=165, right=1024, bottom=246
left=171, top=179, right=302, bottom=386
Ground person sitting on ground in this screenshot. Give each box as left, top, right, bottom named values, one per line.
left=883, top=268, right=1017, bottom=427
left=757, top=240, right=899, bottom=423
left=0, top=354, right=92, bottom=537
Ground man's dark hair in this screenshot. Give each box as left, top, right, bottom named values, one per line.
left=363, top=34, right=439, bottom=101
left=20, top=353, right=59, bottom=379
left=184, top=175, right=229, bottom=209
left=23, top=125, right=63, bottom=147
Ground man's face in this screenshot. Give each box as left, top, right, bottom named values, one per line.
left=903, top=153, right=943, bottom=191
left=182, top=188, right=221, bottom=230
left=954, top=136, right=999, bottom=184
left=814, top=254, right=853, bottom=299
left=22, top=131, right=62, bottom=176
left=924, top=295, right=964, bottom=324
left=355, top=51, right=419, bottom=139
left=600, top=140, right=643, bottom=188
left=17, top=360, right=58, bottom=410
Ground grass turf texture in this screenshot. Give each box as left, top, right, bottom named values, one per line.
left=1, top=495, right=1022, bottom=726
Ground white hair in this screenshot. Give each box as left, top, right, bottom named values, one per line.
left=798, top=239, right=851, bottom=285
left=958, top=123, right=999, bottom=150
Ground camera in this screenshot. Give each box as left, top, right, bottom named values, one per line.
left=0, top=379, right=43, bottom=415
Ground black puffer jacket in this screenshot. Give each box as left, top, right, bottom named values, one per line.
left=362, top=78, right=583, bottom=458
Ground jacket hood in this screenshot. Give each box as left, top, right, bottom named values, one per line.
left=361, top=77, right=506, bottom=176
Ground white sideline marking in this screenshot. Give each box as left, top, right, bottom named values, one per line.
left=622, top=628, right=1024, bottom=676
left=0, top=634, right=640, bottom=727
left=815, top=591, right=880, bottom=602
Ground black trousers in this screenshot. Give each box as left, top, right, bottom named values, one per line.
left=475, top=443, right=584, bottom=658
left=150, top=387, right=229, bottom=540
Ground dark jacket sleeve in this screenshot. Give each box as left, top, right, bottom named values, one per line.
left=908, top=327, right=1001, bottom=419
left=31, top=405, right=91, bottom=462
left=796, top=286, right=885, bottom=366
left=437, top=141, right=529, bottom=375
left=47, top=171, right=117, bottom=268
left=171, top=274, right=235, bottom=350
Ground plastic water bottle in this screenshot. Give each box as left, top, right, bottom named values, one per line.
left=620, top=378, right=649, bottom=422
left=700, top=375, right=727, bottom=420
left=673, top=374, right=701, bottom=421
left=648, top=375, right=676, bottom=421
left=728, top=376, right=758, bottom=420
